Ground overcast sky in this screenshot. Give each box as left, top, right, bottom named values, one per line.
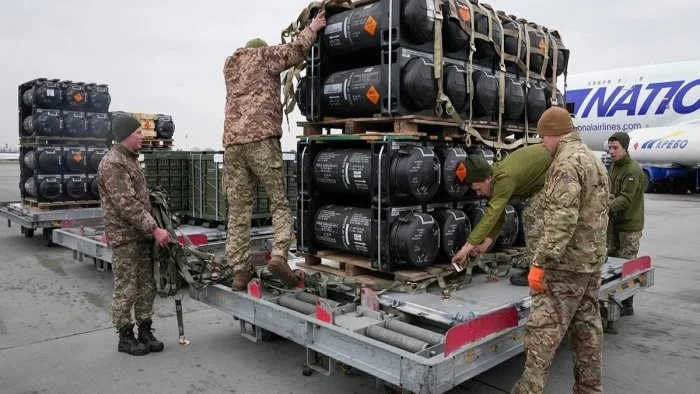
left=1, top=0, right=698, bottom=152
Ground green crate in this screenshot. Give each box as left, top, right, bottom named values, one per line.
left=170, top=177, right=183, bottom=188
left=256, top=197, right=269, bottom=214
left=146, top=177, right=158, bottom=190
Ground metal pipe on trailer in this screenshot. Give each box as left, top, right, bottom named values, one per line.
left=385, top=319, right=445, bottom=346
left=277, top=295, right=317, bottom=315
left=365, top=325, right=429, bottom=354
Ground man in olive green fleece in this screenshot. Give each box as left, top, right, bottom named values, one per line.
left=451, top=144, right=553, bottom=286
left=607, top=131, right=645, bottom=317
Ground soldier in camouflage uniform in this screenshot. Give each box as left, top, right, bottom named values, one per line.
left=606, top=132, right=645, bottom=318
left=451, top=144, right=553, bottom=286
left=98, top=114, right=171, bottom=356
left=221, top=11, right=327, bottom=291
left=512, top=107, right=610, bottom=394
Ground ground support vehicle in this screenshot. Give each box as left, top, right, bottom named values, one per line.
left=50, top=222, right=654, bottom=394
left=0, top=201, right=103, bottom=246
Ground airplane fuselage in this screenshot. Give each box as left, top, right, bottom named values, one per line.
left=564, top=61, right=700, bottom=151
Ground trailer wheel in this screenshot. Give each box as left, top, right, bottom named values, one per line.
left=643, top=171, right=653, bottom=193
left=43, top=228, right=55, bottom=247
left=22, top=227, right=34, bottom=238
left=261, top=328, right=279, bottom=342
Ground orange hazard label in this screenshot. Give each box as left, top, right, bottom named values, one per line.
left=364, top=16, right=378, bottom=36
left=538, top=39, right=546, bottom=51
left=459, top=7, right=471, bottom=22
left=73, top=153, right=83, bottom=163
left=455, top=162, right=467, bottom=183
left=73, top=93, right=84, bottom=103
left=366, top=85, right=380, bottom=105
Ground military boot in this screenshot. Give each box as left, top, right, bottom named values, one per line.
left=231, top=270, right=254, bottom=292
left=137, top=318, right=164, bottom=352
left=267, top=256, right=298, bottom=288
left=118, top=323, right=150, bottom=356
left=509, top=270, right=529, bottom=286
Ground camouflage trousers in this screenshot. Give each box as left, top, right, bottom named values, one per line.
left=112, top=240, right=156, bottom=329
left=518, top=189, right=546, bottom=270
left=223, top=138, right=294, bottom=274
left=512, top=269, right=604, bottom=394
left=607, top=226, right=642, bottom=259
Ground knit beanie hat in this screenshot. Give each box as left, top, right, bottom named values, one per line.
left=112, top=114, right=142, bottom=143
left=537, top=106, right=575, bottom=136
left=464, top=155, right=493, bottom=184
left=608, top=132, right=630, bottom=151
left=245, top=38, right=268, bottom=48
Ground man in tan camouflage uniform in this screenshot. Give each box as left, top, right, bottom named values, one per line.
left=222, top=11, right=327, bottom=291
left=98, top=114, right=170, bottom=356
left=512, top=107, right=610, bottom=394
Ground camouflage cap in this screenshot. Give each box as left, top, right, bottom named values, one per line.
left=112, top=114, right=141, bottom=143
left=464, top=155, right=493, bottom=184
left=608, top=131, right=630, bottom=151
left=537, top=106, right=575, bottom=136
left=245, top=38, right=268, bottom=48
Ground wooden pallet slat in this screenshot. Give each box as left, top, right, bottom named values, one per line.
left=22, top=198, right=101, bottom=210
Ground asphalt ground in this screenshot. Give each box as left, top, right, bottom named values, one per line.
left=0, top=161, right=698, bottom=394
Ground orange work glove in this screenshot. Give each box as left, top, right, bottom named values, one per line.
left=528, top=266, right=546, bottom=293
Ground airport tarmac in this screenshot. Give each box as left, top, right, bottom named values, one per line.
left=0, top=161, right=698, bottom=394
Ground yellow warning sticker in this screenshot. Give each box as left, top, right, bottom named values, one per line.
left=366, top=85, right=380, bottom=105
left=73, top=93, right=84, bottom=103
left=73, top=153, right=83, bottom=163
left=455, top=162, right=467, bottom=183
left=538, top=39, right=546, bottom=51
left=364, top=16, right=378, bottom=36
left=459, top=7, right=471, bottom=22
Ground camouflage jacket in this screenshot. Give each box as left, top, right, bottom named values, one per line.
left=97, top=145, right=157, bottom=248
left=222, top=27, right=317, bottom=147
left=533, top=132, right=610, bottom=273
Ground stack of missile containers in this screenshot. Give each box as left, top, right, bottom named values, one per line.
left=294, top=0, right=570, bottom=273
left=18, top=78, right=112, bottom=206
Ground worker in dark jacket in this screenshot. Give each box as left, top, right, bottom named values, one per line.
left=607, top=131, right=645, bottom=318
left=98, top=114, right=170, bottom=356
left=221, top=11, right=327, bottom=291
left=451, top=143, right=553, bottom=286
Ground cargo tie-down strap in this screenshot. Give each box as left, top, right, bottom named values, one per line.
left=280, top=0, right=354, bottom=133
left=150, top=189, right=230, bottom=345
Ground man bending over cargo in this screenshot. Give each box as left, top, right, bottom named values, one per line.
left=606, top=131, right=645, bottom=320
left=98, top=114, right=170, bottom=356
left=451, top=142, right=553, bottom=286
left=221, top=10, right=327, bottom=291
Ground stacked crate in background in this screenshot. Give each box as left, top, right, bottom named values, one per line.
left=111, top=111, right=175, bottom=151
left=141, top=150, right=297, bottom=226
left=18, top=78, right=111, bottom=208
left=142, top=151, right=190, bottom=212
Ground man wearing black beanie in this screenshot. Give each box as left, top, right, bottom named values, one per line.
left=98, top=114, right=171, bottom=355
left=606, top=131, right=645, bottom=320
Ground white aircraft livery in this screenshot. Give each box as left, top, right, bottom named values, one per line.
left=564, top=60, right=700, bottom=168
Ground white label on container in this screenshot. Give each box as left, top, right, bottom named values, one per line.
left=283, top=153, right=295, bottom=161
left=324, top=83, right=344, bottom=95
left=325, top=22, right=343, bottom=34
left=47, top=89, right=55, bottom=97
left=138, top=154, right=144, bottom=162
left=213, top=154, right=224, bottom=163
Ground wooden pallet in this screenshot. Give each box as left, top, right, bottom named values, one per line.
left=297, top=246, right=527, bottom=289
left=19, top=136, right=109, bottom=146
left=298, top=115, right=540, bottom=142
left=22, top=198, right=100, bottom=210
left=141, top=138, right=173, bottom=150
left=297, top=250, right=458, bottom=287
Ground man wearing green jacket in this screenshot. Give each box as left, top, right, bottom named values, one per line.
left=451, top=143, right=553, bottom=285
left=607, top=131, right=645, bottom=317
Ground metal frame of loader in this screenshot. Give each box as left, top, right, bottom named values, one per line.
left=191, top=256, right=653, bottom=394
left=49, top=224, right=653, bottom=394
left=0, top=201, right=103, bottom=246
